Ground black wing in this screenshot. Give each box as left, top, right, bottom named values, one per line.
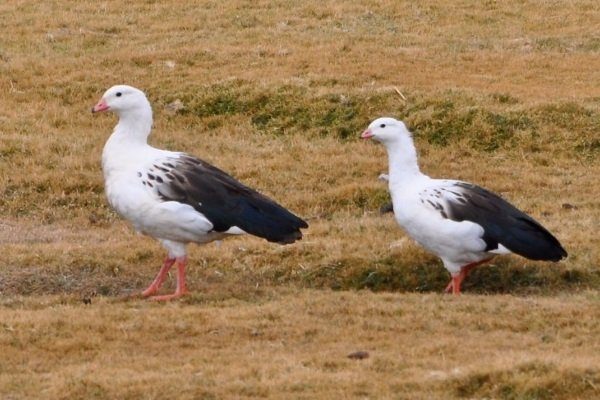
left=426, top=181, right=567, bottom=261
left=147, top=155, right=308, bottom=244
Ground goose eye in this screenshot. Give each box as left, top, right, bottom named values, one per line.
left=380, top=123, right=386, bottom=128
left=116, top=92, right=122, bottom=97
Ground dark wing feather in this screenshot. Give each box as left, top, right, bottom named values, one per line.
left=154, top=155, right=308, bottom=244
left=442, top=182, right=567, bottom=261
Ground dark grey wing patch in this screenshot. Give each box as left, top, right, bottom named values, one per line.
left=144, top=154, right=308, bottom=244
left=153, top=164, right=169, bottom=173
left=419, top=188, right=451, bottom=220
left=439, top=182, right=567, bottom=261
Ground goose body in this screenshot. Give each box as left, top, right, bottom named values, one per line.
left=361, top=117, right=567, bottom=293
left=93, top=85, right=307, bottom=300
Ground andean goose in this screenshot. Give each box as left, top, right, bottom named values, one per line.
left=92, top=85, right=308, bottom=300
left=361, top=117, right=567, bottom=294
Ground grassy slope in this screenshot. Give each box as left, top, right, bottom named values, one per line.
left=0, top=0, right=599, bottom=398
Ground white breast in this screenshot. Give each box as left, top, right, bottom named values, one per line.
left=390, top=178, right=489, bottom=273
left=102, top=138, right=217, bottom=243
left=102, top=139, right=157, bottom=221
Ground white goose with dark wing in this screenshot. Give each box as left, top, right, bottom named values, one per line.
left=361, top=117, right=567, bottom=294
left=92, top=85, right=308, bottom=300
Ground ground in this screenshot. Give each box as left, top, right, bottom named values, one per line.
left=0, top=1, right=599, bottom=399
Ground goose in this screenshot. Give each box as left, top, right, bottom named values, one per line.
left=92, top=85, right=308, bottom=300
left=361, top=117, right=567, bottom=294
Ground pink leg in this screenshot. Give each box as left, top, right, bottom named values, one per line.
left=452, top=275, right=463, bottom=295
left=141, top=257, right=176, bottom=297
left=444, top=258, right=493, bottom=295
left=444, top=274, right=465, bottom=294
left=150, top=256, right=189, bottom=301
left=444, top=279, right=454, bottom=293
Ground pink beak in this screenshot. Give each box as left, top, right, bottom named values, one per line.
left=91, top=99, right=109, bottom=113
left=360, top=129, right=374, bottom=139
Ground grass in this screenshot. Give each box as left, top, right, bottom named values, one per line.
left=1, top=291, right=599, bottom=399
left=0, top=0, right=599, bottom=398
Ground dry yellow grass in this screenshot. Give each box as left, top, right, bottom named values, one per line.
left=1, top=291, right=599, bottom=399
left=1, top=0, right=599, bottom=398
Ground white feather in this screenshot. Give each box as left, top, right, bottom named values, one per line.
left=99, top=85, right=235, bottom=258
left=366, top=117, right=507, bottom=277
